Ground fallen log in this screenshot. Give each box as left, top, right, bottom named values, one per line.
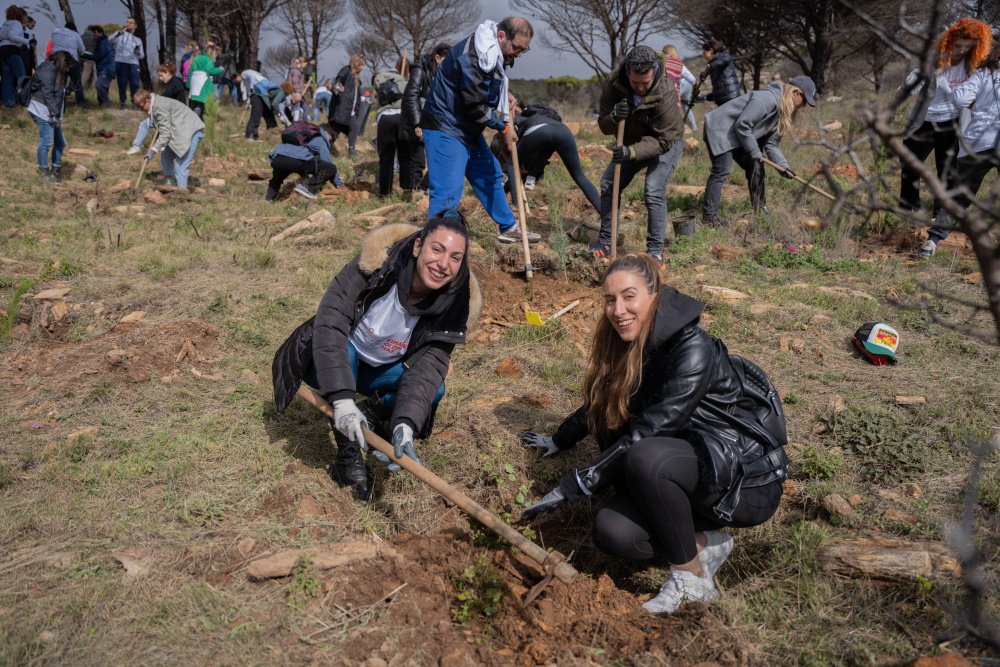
left=269, top=209, right=336, bottom=244
left=815, top=538, right=961, bottom=582
left=247, top=541, right=403, bottom=579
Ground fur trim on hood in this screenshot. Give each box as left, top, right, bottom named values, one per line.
left=357, top=222, right=482, bottom=331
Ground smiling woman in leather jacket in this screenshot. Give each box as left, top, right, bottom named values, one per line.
left=520, top=254, right=788, bottom=614
left=272, top=212, right=481, bottom=501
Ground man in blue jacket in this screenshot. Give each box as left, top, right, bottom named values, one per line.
left=266, top=125, right=339, bottom=202
left=419, top=17, right=539, bottom=244
left=84, top=25, right=115, bottom=107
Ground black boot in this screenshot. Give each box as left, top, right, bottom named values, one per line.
left=50, top=165, right=62, bottom=183
left=38, top=166, right=53, bottom=182
left=357, top=393, right=391, bottom=441
left=329, top=430, right=371, bottom=501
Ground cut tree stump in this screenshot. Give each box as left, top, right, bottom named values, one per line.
left=269, top=209, right=336, bottom=244
left=246, top=541, right=403, bottom=579
left=815, top=538, right=961, bottom=582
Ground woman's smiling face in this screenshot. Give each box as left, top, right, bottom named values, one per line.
left=604, top=269, right=656, bottom=343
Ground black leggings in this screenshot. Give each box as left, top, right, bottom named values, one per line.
left=506, top=124, right=601, bottom=212
left=592, top=437, right=782, bottom=565
left=900, top=120, right=958, bottom=213
left=266, top=154, right=338, bottom=201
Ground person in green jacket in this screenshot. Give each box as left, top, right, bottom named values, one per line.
left=134, top=89, right=205, bottom=189
left=186, top=46, right=222, bottom=119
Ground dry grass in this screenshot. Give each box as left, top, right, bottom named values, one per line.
left=0, top=86, right=998, bottom=665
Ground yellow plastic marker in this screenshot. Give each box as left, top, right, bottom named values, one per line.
left=525, top=311, right=545, bottom=326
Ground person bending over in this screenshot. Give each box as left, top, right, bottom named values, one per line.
left=701, top=75, right=816, bottom=228
left=235, top=69, right=283, bottom=141
left=265, top=123, right=338, bottom=202
left=133, top=89, right=205, bottom=189
left=126, top=62, right=185, bottom=155
left=521, top=254, right=788, bottom=614
left=272, top=212, right=481, bottom=500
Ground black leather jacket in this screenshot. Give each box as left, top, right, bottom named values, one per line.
left=401, top=54, right=437, bottom=142
left=705, top=51, right=741, bottom=106
left=271, top=224, right=481, bottom=436
left=552, top=287, right=788, bottom=518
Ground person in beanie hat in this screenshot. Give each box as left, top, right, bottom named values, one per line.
left=701, top=74, right=816, bottom=228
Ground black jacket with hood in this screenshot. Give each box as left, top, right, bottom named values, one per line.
left=30, top=60, right=67, bottom=120
left=552, top=286, right=788, bottom=518
left=401, top=53, right=438, bottom=142
left=598, top=60, right=684, bottom=161
left=272, top=223, right=482, bottom=436
left=330, top=64, right=360, bottom=127
left=705, top=51, right=740, bottom=106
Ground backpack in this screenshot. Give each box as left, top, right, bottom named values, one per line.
left=520, top=103, right=562, bottom=122
left=375, top=78, right=403, bottom=107
left=15, top=75, right=34, bottom=107
left=281, top=120, right=322, bottom=147
left=253, top=78, right=279, bottom=97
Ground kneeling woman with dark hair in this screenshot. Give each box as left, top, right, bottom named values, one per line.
left=272, top=212, right=481, bottom=500
left=521, top=254, right=788, bottom=613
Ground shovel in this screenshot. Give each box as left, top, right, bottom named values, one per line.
left=762, top=157, right=837, bottom=201
left=295, top=385, right=578, bottom=594
left=609, top=119, right=625, bottom=261
left=134, top=129, right=158, bottom=191
left=509, top=141, right=534, bottom=279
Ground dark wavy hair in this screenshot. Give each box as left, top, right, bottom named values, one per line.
left=417, top=210, right=470, bottom=295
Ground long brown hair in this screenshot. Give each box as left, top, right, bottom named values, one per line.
left=583, top=254, right=662, bottom=441
left=348, top=54, right=364, bottom=85
left=777, top=84, right=802, bottom=136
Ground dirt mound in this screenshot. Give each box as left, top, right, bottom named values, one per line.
left=811, top=162, right=860, bottom=180
left=861, top=224, right=974, bottom=258
left=1, top=319, right=220, bottom=408
left=202, top=152, right=247, bottom=179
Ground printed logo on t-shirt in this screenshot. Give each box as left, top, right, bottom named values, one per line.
left=380, top=337, right=408, bottom=355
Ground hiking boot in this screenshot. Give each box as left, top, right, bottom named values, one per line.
left=329, top=432, right=371, bottom=501
left=703, top=216, right=731, bottom=228
left=641, top=567, right=718, bottom=614
left=126, top=145, right=142, bottom=155
left=919, top=239, right=936, bottom=258
left=294, top=183, right=317, bottom=199
left=497, top=225, right=541, bottom=244
left=647, top=252, right=666, bottom=270
left=348, top=148, right=358, bottom=159
left=524, top=175, right=536, bottom=190
left=38, top=166, right=53, bottom=182
left=50, top=166, right=62, bottom=183
left=589, top=240, right=611, bottom=263
left=699, top=531, right=734, bottom=580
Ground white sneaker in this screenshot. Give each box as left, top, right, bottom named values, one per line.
left=294, top=184, right=317, bottom=199
left=699, top=531, right=734, bottom=580
left=524, top=175, right=536, bottom=190
left=642, top=567, right=718, bottom=614
left=919, top=239, right=936, bottom=258
left=125, top=145, right=141, bottom=155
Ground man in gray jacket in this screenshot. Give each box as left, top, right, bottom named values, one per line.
left=50, top=22, right=85, bottom=106
left=593, top=45, right=684, bottom=266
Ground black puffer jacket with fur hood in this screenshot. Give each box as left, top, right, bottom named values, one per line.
left=272, top=223, right=482, bottom=436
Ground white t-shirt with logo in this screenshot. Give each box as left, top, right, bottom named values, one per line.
left=349, top=284, right=419, bottom=366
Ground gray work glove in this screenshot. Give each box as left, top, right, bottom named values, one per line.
left=519, top=432, right=559, bottom=460
left=332, top=398, right=368, bottom=451
left=522, top=486, right=566, bottom=520
left=388, top=423, right=420, bottom=472
left=612, top=101, right=630, bottom=120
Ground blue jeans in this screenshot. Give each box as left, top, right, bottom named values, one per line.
left=313, top=91, right=332, bottom=121
left=1, top=52, right=26, bottom=107
left=161, top=129, right=203, bottom=189
left=598, top=139, right=683, bottom=256
left=215, top=78, right=238, bottom=105
left=31, top=113, right=66, bottom=168
left=115, top=62, right=140, bottom=106
left=96, top=73, right=114, bottom=106
left=304, top=341, right=446, bottom=415
left=132, top=118, right=153, bottom=147
left=423, top=128, right=517, bottom=231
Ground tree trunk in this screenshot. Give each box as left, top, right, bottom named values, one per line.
left=815, top=539, right=961, bottom=582
left=154, top=0, right=165, bottom=67
left=130, top=0, right=152, bottom=86
left=56, top=0, right=75, bottom=26
left=165, top=0, right=176, bottom=64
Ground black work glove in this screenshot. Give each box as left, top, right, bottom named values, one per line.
left=692, top=95, right=706, bottom=104
left=781, top=167, right=796, bottom=179
left=521, top=486, right=565, bottom=520
left=612, top=101, right=630, bottom=120
left=523, top=442, right=628, bottom=520
left=611, top=145, right=633, bottom=163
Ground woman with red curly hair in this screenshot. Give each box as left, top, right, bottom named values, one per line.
left=900, top=18, right=991, bottom=233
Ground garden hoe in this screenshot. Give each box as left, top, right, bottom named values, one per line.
left=609, top=119, right=625, bottom=261
left=295, top=385, right=578, bottom=605
left=134, top=129, right=158, bottom=192
left=762, top=157, right=837, bottom=201
left=510, top=144, right=534, bottom=280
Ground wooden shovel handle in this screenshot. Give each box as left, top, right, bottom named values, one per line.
left=295, top=385, right=578, bottom=585
left=761, top=157, right=837, bottom=201
left=509, top=138, right=534, bottom=279
left=610, top=119, right=625, bottom=261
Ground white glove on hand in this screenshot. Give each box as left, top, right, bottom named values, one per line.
left=389, top=423, right=420, bottom=473
left=519, top=432, right=559, bottom=460
left=332, top=399, right=368, bottom=451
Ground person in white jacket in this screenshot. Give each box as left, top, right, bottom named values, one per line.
left=900, top=18, right=991, bottom=228
left=109, top=16, right=144, bottom=109
left=922, top=43, right=1000, bottom=256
